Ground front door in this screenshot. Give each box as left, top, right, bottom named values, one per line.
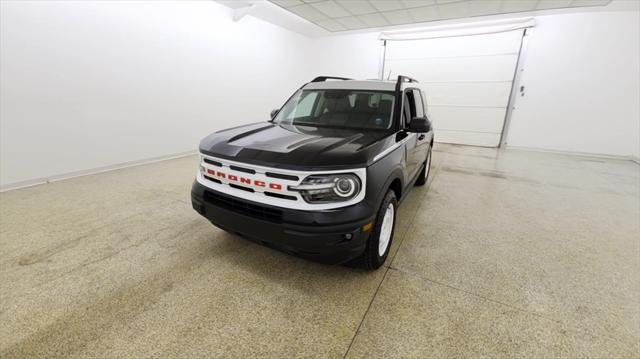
left=402, top=90, right=421, bottom=181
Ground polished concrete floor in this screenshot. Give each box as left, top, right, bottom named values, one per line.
left=1, top=144, right=638, bottom=358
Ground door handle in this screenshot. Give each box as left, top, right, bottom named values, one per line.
left=418, top=134, right=425, bottom=140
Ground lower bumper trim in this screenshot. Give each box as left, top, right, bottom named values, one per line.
left=191, top=182, right=373, bottom=264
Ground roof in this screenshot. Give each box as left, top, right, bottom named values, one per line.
left=302, top=80, right=396, bottom=92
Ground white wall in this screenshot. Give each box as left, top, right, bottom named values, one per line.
left=308, top=9, right=640, bottom=160
left=2, top=2, right=639, bottom=189
left=506, top=11, right=640, bottom=159
left=0, top=0, right=314, bottom=188
left=311, top=32, right=381, bottom=80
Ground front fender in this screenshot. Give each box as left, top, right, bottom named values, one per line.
left=365, top=145, right=406, bottom=212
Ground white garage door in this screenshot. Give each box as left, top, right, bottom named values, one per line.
left=383, top=29, right=524, bottom=147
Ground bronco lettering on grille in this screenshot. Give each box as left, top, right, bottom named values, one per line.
left=206, top=169, right=282, bottom=190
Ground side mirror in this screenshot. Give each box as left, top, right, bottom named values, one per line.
left=270, top=109, right=279, bottom=119
left=408, top=117, right=431, bottom=133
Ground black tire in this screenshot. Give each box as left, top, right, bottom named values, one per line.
left=414, top=145, right=432, bottom=187
left=361, top=190, right=398, bottom=270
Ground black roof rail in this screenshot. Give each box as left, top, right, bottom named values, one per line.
left=311, top=76, right=353, bottom=82
left=394, top=75, right=418, bottom=92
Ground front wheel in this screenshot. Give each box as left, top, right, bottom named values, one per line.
left=361, top=190, right=397, bottom=270
left=414, top=145, right=432, bottom=186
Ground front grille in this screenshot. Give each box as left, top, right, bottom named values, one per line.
left=199, top=153, right=366, bottom=211
left=203, top=190, right=283, bottom=223
left=200, top=156, right=301, bottom=202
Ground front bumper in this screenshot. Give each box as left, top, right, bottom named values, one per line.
left=191, top=181, right=376, bottom=264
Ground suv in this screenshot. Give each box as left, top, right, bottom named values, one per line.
left=191, top=75, right=433, bottom=269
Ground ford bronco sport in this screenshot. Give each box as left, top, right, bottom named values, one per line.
left=191, top=75, right=433, bottom=269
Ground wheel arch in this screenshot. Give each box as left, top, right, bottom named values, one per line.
left=388, top=177, right=402, bottom=201
left=377, top=169, right=404, bottom=209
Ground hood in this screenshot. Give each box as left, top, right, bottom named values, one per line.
left=199, top=122, right=391, bottom=169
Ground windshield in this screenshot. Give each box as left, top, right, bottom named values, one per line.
left=273, top=89, right=395, bottom=131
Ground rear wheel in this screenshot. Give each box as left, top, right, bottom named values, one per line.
left=414, top=145, right=432, bottom=186
left=361, top=190, right=397, bottom=270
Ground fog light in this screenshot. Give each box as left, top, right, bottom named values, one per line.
left=344, top=233, right=352, bottom=240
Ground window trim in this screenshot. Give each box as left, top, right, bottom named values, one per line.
left=399, top=87, right=421, bottom=129
left=412, top=89, right=425, bottom=118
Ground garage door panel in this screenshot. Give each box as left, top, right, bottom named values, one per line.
left=385, top=30, right=523, bottom=59
left=386, top=55, right=519, bottom=82
left=423, top=82, right=513, bottom=107
left=430, top=107, right=507, bottom=133
left=435, top=130, right=502, bottom=147
left=384, top=29, right=523, bottom=147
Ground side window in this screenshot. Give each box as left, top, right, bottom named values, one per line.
left=412, top=89, right=424, bottom=118
left=403, top=91, right=417, bottom=127
left=289, top=92, right=318, bottom=118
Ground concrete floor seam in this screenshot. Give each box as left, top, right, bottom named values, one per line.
left=342, top=153, right=447, bottom=359
left=341, top=260, right=393, bottom=359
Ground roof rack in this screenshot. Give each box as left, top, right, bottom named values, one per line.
left=394, top=75, right=418, bottom=92
left=311, top=76, right=353, bottom=82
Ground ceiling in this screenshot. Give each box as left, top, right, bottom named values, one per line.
left=269, top=0, right=612, bottom=32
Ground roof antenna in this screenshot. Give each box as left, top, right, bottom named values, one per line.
left=386, top=70, right=393, bottom=80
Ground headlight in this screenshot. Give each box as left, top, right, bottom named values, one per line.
left=290, top=173, right=361, bottom=203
